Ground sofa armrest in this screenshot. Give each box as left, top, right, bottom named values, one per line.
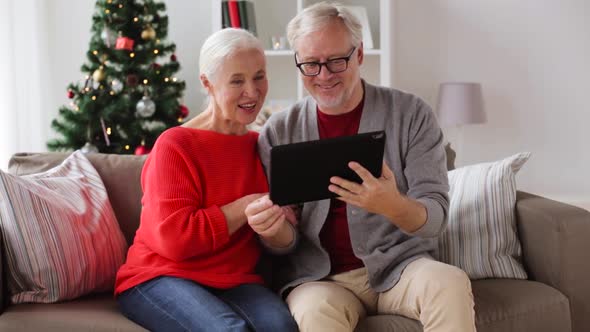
left=516, top=191, right=590, bottom=332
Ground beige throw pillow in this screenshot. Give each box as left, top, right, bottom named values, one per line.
left=438, top=152, right=530, bottom=280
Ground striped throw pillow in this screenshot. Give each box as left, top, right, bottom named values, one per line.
left=438, top=152, right=530, bottom=280
left=0, top=151, right=127, bottom=303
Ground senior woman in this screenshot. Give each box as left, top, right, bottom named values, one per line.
left=114, top=28, right=297, bottom=332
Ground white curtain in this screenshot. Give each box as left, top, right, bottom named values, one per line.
left=0, top=0, right=50, bottom=170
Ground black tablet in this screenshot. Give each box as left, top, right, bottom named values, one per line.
left=270, top=131, right=386, bottom=206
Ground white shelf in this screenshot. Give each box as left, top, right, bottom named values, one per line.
left=264, top=49, right=294, bottom=56
left=213, top=0, right=394, bottom=100
left=364, top=49, right=382, bottom=56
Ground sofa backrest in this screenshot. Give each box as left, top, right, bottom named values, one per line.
left=7, top=145, right=455, bottom=246
left=8, top=153, right=146, bottom=246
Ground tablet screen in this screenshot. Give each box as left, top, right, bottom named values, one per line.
left=270, top=131, right=386, bottom=205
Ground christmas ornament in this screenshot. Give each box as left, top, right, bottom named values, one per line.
left=67, top=90, right=74, bottom=99
left=111, top=79, right=124, bottom=93
left=136, top=95, right=156, bottom=118
left=134, top=145, right=151, bottom=155
left=80, top=142, right=99, bottom=154
left=101, top=27, right=117, bottom=47
left=92, top=66, right=106, bottom=82
left=115, top=36, right=134, bottom=50
left=126, top=74, right=139, bottom=87
left=178, top=104, right=189, bottom=118
left=141, top=26, right=156, bottom=40
left=170, top=54, right=177, bottom=62
left=152, top=63, right=161, bottom=70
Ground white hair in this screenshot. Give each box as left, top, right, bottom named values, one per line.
left=199, top=28, right=264, bottom=83
left=286, top=1, right=363, bottom=52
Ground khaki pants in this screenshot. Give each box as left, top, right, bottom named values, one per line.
left=286, top=258, right=476, bottom=332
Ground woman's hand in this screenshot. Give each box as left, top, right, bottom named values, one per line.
left=246, top=195, right=296, bottom=248
left=245, top=195, right=286, bottom=237
left=221, top=193, right=266, bottom=234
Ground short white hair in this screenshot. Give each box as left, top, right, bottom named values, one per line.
left=286, top=1, right=362, bottom=52
left=199, top=28, right=264, bottom=83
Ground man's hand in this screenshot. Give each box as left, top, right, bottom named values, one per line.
left=328, top=161, right=427, bottom=232
left=329, top=161, right=402, bottom=216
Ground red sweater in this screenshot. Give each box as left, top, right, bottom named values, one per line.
left=115, top=127, right=268, bottom=295
left=317, top=95, right=365, bottom=274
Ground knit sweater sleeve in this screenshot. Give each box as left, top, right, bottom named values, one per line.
left=140, top=131, right=230, bottom=262
left=403, top=98, right=450, bottom=238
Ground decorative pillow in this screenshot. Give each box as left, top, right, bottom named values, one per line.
left=438, top=152, right=531, bottom=280
left=0, top=151, right=128, bottom=303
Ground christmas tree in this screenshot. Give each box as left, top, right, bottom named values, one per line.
left=48, top=0, right=188, bottom=155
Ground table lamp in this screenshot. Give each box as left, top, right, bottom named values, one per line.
left=436, top=82, right=487, bottom=166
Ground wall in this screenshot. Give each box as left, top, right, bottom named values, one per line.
left=31, top=0, right=590, bottom=207
left=394, top=0, right=590, bottom=207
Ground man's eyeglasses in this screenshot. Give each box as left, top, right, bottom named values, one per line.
left=295, top=47, right=356, bottom=77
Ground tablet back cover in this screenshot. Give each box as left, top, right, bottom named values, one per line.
left=270, top=131, right=385, bottom=205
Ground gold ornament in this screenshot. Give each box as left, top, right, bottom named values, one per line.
left=92, top=66, right=106, bottom=82
left=141, top=26, right=156, bottom=40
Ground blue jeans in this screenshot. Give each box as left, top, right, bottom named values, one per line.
left=117, top=276, right=298, bottom=332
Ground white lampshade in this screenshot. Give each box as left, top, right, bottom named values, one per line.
left=436, top=82, right=487, bottom=127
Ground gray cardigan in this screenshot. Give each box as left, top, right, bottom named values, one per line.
left=258, top=81, right=449, bottom=294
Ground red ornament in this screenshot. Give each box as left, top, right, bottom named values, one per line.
left=134, top=145, right=151, bottom=155
left=170, top=54, right=177, bottom=62
left=126, top=74, right=139, bottom=87
left=115, top=36, right=135, bottom=51
left=67, top=90, right=75, bottom=99
left=178, top=105, right=189, bottom=118
left=152, top=63, right=161, bottom=70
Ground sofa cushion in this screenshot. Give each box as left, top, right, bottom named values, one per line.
left=0, top=280, right=568, bottom=332
left=472, top=279, right=571, bottom=332
left=355, top=314, right=422, bottom=332
left=438, top=153, right=530, bottom=280
left=0, top=151, right=128, bottom=303
left=0, top=293, right=146, bottom=332
left=354, top=279, right=570, bottom=332
left=9, top=152, right=146, bottom=245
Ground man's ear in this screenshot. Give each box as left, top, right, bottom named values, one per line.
left=357, top=42, right=364, bottom=66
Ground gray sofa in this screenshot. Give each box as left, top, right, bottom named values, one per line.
left=1, top=152, right=589, bottom=332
